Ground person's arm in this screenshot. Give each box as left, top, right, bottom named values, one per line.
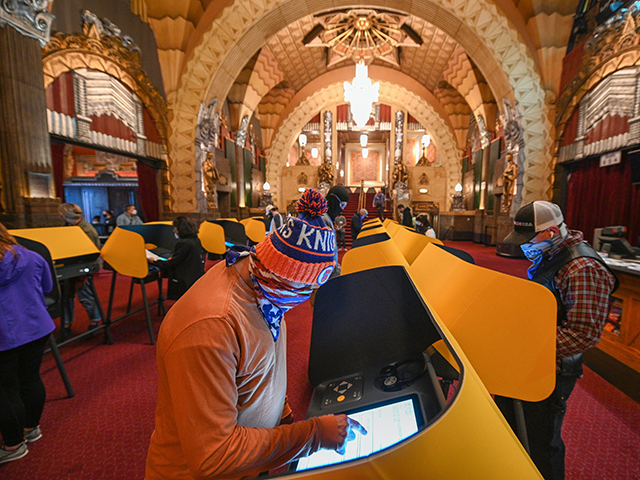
left=556, top=259, right=616, bottom=358
left=163, top=320, right=348, bottom=479
left=154, top=241, right=188, bottom=268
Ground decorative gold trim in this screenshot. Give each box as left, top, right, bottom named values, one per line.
left=556, top=7, right=640, bottom=145
left=41, top=25, right=168, bottom=149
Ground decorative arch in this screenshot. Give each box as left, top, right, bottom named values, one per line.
left=556, top=12, right=640, bottom=149
left=266, top=81, right=462, bottom=209
left=42, top=32, right=169, bottom=148
left=168, top=0, right=551, bottom=212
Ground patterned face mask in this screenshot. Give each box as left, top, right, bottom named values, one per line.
left=248, top=253, right=313, bottom=341
left=520, top=223, right=568, bottom=278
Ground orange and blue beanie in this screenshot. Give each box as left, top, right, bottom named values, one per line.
left=255, top=189, right=336, bottom=286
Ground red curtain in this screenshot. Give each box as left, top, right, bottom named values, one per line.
left=136, top=160, right=159, bottom=222
left=51, top=143, right=65, bottom=199
left=565, top=156, right=640, bottom=245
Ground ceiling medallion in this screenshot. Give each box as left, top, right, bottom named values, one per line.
left=304, top=9, right=422, bottom=67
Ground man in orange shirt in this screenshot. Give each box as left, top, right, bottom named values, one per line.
left=145, top=189, right=365, bottom=480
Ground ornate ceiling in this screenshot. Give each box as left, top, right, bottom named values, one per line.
left=134, top=0, right=579, bottom=210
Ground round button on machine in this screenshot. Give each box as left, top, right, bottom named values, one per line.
left=337, top=395, right=345, bottom=402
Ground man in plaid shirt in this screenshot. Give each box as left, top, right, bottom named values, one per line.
left=496, top=201, right=617, bottom=480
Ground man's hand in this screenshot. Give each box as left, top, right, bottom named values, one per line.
left=334, top=414, right=367, bottom=455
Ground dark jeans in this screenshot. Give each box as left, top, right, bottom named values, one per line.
left=61, top=277, right=101, bottom=326
left=336, top=229, right=346, bottom=248
left=375, top=203, right=384, bottom=220
left=495, top=355, right=582, bottom=480
left=0, top=335, right=49, bottom=447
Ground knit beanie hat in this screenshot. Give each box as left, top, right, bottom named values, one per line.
left=254, top=189, right=336, bottom=286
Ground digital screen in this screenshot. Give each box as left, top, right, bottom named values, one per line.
left=294, top=397, right=420, bottom=472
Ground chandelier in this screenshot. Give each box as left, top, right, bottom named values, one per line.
left=344, top=60, right=380, bottom=129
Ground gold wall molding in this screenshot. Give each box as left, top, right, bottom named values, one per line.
left=42, top=25, right=168, bottom=148
left=557, top=7, right=640, bottom=147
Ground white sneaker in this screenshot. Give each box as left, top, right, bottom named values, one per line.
left=24, top=426, right=42, bottom=443
left=0, top=443, right=28, bottom=464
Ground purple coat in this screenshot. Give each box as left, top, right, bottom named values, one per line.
left=0, top=245, right=55, bottom=351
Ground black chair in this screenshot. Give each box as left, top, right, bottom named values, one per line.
left=13, top=237, right=75, bottom=398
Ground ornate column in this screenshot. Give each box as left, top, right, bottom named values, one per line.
left=0, top=1, right=57, bottom=228
left=235, top=116, right=249, bottom=210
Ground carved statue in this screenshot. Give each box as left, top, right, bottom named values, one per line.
left=418, top=173, right=429, bottom=186
left=392, top=158, right=409, bottom=187
left=501, top=152, right=517, bottom=213
left=249, top=124, right=257, bottom=162
left=236, top=116, right=249, bottom=147
left=64, top=144, right=75, bottom=179
left=202, top=152, right=219, bottom=211
left=297, top=172, right=308, bottom=186
left=297, top=149, right=310, bottom=166
left=317, top=161, right=334, bottom=185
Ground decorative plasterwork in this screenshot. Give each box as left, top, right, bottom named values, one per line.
left=557, top=5, right=640, bottom=150
left=41, top=24, right=168, bottom=147
left=167, top=0, right=551, bottom=213
left=0, top=0, right=54, bottom=45
left=266, top=80, right=461, bottom=209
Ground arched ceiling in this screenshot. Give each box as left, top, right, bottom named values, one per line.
left=137, top=0, right=580, bottom=212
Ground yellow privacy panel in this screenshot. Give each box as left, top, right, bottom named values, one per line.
left=144, top=221, right=172, bottom=225
left=198, top=221, right=226, bottom=255
left=385, top=221, right=402, bottom=237
left=341, top=240, right=409, bottom=275
left=356, top=225, right=387, bottom=239
left=240, top=217, right=266, bottom=244
left=392, top=226, right=443, bottom=265
left=100, top=227, right=148, bottom=279
left=362, top=218, right=382, bottom=227
left=382, top=218, right=396, bottom=229
left=294, top=321, right=542, bottom=479
left=409, top=244, right=556, bottom=401
left=9, top=226, right=99, bottom=261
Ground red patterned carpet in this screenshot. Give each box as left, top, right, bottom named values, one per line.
left=2, top=244, right=639, bottom=479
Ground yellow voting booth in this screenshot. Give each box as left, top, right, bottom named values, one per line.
left=315, top=220, right=556, bottom=479
left=198, top=221, right=227, bottom=256
left=240, top=217, right=267, bottom=244
left=101, top=227, right=165, bottom=345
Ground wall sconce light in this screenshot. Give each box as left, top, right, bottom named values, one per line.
left=451, top=183, right=465, bottom=211
left=311, top=147, right=319, bottom=159
left=419, top=188, right=428, bottom=194
left=417, top=134, right=431, bottom=166
left=422, top=134, right=431, bottom=148
left=298, top=186, right=306, bottom=193
left=299, top=134, right=307, bottom=148
left=263, top=182, right=271, bottom=191
left=340, top=169, right=344, bottom=177
left=455, top=183, right=462, bottom=192
left=360, top=134, right=368, bottom=147
left=362, top=148, right=369, bottom=158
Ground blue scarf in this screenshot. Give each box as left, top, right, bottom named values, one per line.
left=226, top=247, right=312, bottom=341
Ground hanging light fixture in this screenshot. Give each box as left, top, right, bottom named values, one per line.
left=360, top=134, right=368, bottom=147
left=311, top=147, right=319, bottom=159
left=344, top=60, right=379, bottom=129
left=362, top=148, right=369, bottom=158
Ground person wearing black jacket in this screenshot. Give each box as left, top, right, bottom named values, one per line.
left=150, top=217, right=205, bottom=301
left=350, top=209, right=368, bottom=242
left=397, top=204, right=413, bottom=227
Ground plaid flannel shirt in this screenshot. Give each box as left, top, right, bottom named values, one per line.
left=543, top=230, right=617, bottom=360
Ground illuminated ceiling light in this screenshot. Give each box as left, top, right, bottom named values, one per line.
left=419, top=188, right=428, bottom=194
left=263, top=182, right=270, bottom=191
left=298, top=186, right=306, bottom=193
left=455, top=183, right=463, bottom=192
left=360, top=134, right=368, bottom=147
left=298, top=133, right=307, bottom=147
left=311, top=147, right=319, bottom=158
left=344, top=60, right=379, bottom=129
left=421, top=134, right=431, bottom=147
left=362, top=148, right=369, bottom=158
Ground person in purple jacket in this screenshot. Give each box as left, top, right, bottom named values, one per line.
left=0, top=222, right=55, bottom=465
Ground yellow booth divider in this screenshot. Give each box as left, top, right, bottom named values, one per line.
left=240, top=217, right=266, bottom=244
left=409, top=243, right=556, bottom=401
left=341, top=239, right=409, bottom=275
left=362, top=218, right=382, bottom=227
left=101, top=227, right=148, bottom=279
left=217, top=217, right=238, bottom=222
left=391, top=226, right=443, bottom=265
left=385, top=221, right=402, bottom=237
left=294, top=297, right=543, bottom=480
left=198, top=221, right=226, bottom=256
left=382, top=218, right=396, bottom=228
left=355, top=225, right=388, bottom=239
left=144, top=221, right=173, bottom=225
left=9, top=226, right=99, bottom=261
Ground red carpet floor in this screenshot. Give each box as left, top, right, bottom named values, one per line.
left=2, top=245, right=640, bottom=479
